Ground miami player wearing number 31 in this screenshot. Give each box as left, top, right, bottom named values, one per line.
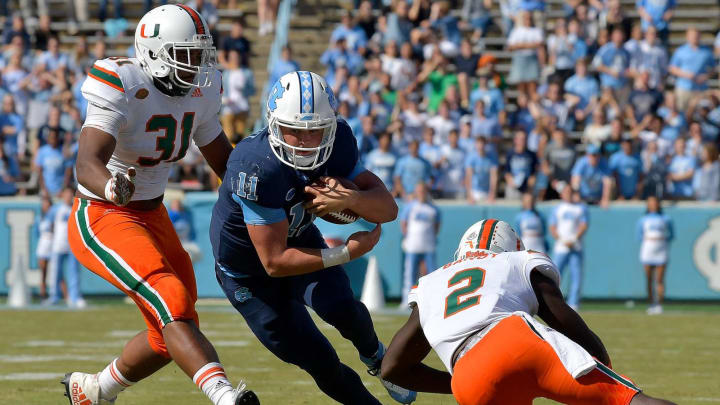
left=380, top=219, right=676, bottom=405
left=64, top=5, right=258, bottom=405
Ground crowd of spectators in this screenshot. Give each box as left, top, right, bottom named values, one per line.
left=0, top=0, right=718, bottom=205
left=323, top=0, right=720, bottom=204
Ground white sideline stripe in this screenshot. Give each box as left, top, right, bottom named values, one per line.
left=0, top=372, right=65, bottom=381
left=17, top=340, right=65, bottom=347
left=77, top=201, right=173, bottom=325
left=212, top=340, right=249, bottom=347
left=0, top=354, right=113, bottom=363
left=15, top=339, right=127, bottom=348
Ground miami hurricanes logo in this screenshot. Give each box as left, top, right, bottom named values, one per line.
left=140, top=24, right=160, bottom=38
left=694, top=217, right=720, bottom=291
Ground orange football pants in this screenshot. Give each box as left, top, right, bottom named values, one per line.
left=67, top=198, right=199, bottom=358
left=451, top=315, right=639, bottom=405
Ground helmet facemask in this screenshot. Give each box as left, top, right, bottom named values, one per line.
left=158, top=36, right=216, bottom=88
left=268, top=116, right=337, bottom=170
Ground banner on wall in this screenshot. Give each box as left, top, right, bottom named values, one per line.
left=2, top=195, right=719, bottom=300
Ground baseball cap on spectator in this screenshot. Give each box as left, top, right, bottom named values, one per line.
left=478, top=54, right=497, bottom=68
left=586, top=143, right=601, bottom=154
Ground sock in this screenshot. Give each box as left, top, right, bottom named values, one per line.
left=97, top=358, right=134, bottom=400
left=192, top=362, right=234, bottom=405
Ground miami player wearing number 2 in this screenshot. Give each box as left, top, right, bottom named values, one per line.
left=210, top=71, right=416, bottom=404
left=64, top=5, right=258, bottom=405
left=380, top=219, right=676, bottom=405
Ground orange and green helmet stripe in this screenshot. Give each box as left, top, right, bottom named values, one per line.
left=177, top=4, right=206, bottom=34
left=476, top=219, right=499, bottom=250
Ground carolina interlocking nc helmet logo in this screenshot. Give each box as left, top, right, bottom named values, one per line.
left=694, top=217, right=720, bottom=291
left=140, top=24, right=160, bottom=38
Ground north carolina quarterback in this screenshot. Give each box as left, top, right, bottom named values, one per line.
left=64, top=5, right=258, bottom=405
left=380, top=219, right=676, bottom=405
left=209, top=71, right=416, bottom=404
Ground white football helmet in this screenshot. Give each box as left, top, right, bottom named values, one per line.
left=454, top=219, right=525, bottom=260
left=266, top=71, right=338, bottom=170
left=134, top=4, right=216, bottom=90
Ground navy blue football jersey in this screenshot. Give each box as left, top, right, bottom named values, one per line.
left=210, top=119, right=365, bottom=277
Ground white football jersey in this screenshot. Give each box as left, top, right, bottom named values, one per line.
left=79, top=57, right=223, bottom=201
left=408, top=249, right=560, bottom=373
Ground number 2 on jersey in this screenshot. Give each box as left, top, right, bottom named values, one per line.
left=444, top=268, right=486, bottom=318
left=137, top=112, right=194, bottom=166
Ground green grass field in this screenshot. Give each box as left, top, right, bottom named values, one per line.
left=2, top=300, right=720, bottom=404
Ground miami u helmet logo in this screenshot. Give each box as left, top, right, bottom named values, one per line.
left=140, top=24, right=160, bottom=38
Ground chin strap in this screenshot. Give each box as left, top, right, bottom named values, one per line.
left=152, top=76, right=190, bottom=97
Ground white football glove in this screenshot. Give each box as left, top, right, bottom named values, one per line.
left=104, top=167, right=136, bottom=206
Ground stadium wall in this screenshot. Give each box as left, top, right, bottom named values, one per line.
left=2, top=195, right=720, bottom=300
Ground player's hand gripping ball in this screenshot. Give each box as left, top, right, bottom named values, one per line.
left=304, top=176, right=360, bottom=224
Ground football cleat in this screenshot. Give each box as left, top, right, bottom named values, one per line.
left=62, top=372, right=116, bottom=405
left=232, top=380, right=260, bottom=405
left=360, top=342, right=417, bottom=404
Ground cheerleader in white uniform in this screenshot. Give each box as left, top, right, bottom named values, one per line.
left=35, top=195, right=54, bottom=300
left=636, top=196, right=674, bottom=315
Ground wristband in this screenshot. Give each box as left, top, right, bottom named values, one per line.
left=321, top=245, right=350, bottom=268
left=104, top=177, right=116, bottom=202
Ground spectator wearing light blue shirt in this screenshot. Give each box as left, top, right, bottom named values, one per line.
left=658, top=90, right=686, bottom=143
left=393, top=139, right=433, bottom=199
left=571, top=143, right=612, bottom=207
left=504, top=131, right=538, bottom=200
left=34, top=128, right=71, bottom=196
left=469, top=73, right=506, bottom=124
left=636, top=0, right=675, bottom=43
left=667, top=137, right=696, bottom=199
left=330, top=11, right=368, bottom=53
left=564, top=58, right=599, bottom=124
left=668, top=28, right=715, bottom=111
left=465, top=136, right=498, bottom=203
left=355, top=115, right=379, bottom=162
left=629, top=27, right=668, bottom=91
left=437, top=130, right=467, bottom=199
left=0, top=94, right=24, bottom=160
left=692, top=143, right=720, bottom=201
left=592, top=28, right=630, bottom=101
left=515, top=192, right=547, bottom=252
left=35, top=36, right=68, bottom=72
left=269, top=45, right=300, bottom=86
left=549, top=184, right=588, bottom=310
left=399, top=183, right=441, bottom=306
left=470, top=100, right=502, bottom=155
left=419, top=127, right=442, bottom=189
left=609, top=138, right=642, bottom=199
left=430, top=2, right=461, bottom=46
left=385, top=0, right=413, bottom=45
left=319, top=38, right=363, bottom=88
left=365, top=132, right=397, bottom=195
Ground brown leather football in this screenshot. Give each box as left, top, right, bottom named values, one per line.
left=306, top=177, right=360, bottom=224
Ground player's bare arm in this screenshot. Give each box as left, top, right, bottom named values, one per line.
left=75, top=126, right=116, bottom=197
left=248, top=219, right=381, bottom=277
left=531, top=269, right=611, bottom=366
left=380, top=305, right=453, bottom=394
left=304, top=171, right=398, bottom=223
left=198, top=131, right=233, bottom=179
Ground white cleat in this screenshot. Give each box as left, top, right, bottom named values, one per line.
left=232, top=380, right=260, bottom=405
left=62, top=372, right=116, bottom=405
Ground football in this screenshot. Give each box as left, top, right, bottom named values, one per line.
left=306, top=177, right=361, bottom=224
